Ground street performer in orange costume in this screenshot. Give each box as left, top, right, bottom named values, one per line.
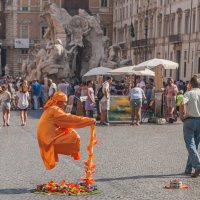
left=37, top=92, right=96, bottom=170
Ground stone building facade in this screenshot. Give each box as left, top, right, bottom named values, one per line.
left=113, top=0, right=200, bottom=81
left=0, top=1, right=6, bottom=75
left=2, top=0, right=62, bottom=77
left=1, top=0, right=113, bottom=77
left=89, top=0, right=113, bottom=41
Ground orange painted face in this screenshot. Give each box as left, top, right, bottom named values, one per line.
left=44, top=92, right=68, bottom=110
left=57, top=101, right=67, bottom=111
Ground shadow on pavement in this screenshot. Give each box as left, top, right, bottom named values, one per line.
left=95, top=173, right=186, bottom=182
left=0, top=188, right=30, bottom=195
left=28, top=110, right=43, bottom=119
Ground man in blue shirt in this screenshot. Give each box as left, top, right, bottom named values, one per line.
left=32, top=79, right=40, bottom=110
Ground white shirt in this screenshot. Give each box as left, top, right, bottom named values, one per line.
left=136, top=80, right=145, bottom=89
left=58, top=83, right=69, bottom=94
left=183, top=88, right=200, bottom=118
left=101, top=81, right=110, bottom=101
left=0, top=91, right=11, bottom=102
left=17, top=91, right=29, bottom=109
left=129, top=87, right=145, bottom=100
left=48, top=83, right=57, bottom=97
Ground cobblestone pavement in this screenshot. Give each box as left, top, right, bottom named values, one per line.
left=0, top=110, right=200, bottom=200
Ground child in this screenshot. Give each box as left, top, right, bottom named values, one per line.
left=176, top=90, right=183, bottom=115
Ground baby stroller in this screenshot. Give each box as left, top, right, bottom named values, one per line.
left=141, top=99, right=155, bottom=123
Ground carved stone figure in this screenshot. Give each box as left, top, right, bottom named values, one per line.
left=107, top=45, right=122, bottom=68
left=21, top=3, right=127, bottom=81
left=69, top=16, right=90, bottom=47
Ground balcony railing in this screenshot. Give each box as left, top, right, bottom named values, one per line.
left=131, top=38, right=155, bottom=48
left=169, top=34, right=182, bottom=43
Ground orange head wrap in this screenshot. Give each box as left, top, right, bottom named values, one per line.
left=44, top=92, right=68, bottom=110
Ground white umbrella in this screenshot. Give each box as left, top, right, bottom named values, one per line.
left=134, top=58, right=179, bottom=70
left=83, top=67, right=111, bottom=77
left=134, top=68, right=155, bottom=76
left=109, top=66, right=136, bottom=75
left=109, top=65, right=155, bottom=76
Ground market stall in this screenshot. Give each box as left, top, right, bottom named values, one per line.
left=134, top=58, right=179, bottom=118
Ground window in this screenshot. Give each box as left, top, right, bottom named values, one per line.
left=21, top=49, right=28, bottom=54
left=21, top=24, right=29, bottom=38
left=184, top=51, right=187, bottom=60
left=170, top=52, right=173, bottom=60
left=165, top=52, right=168, bottom=59
left=134, top=22, right=138, bottom=40
left=42, top=0, right=49, bottom=7
left=164, top=69, right=167, bottom=77
left=198, top=10, right=200, bottom=31
left=164, top=19, right=169, bottom=36
left=192, top=13, right=196, bottom=33
left=101, top=0, right=107, bottom=7
left=185, top=14, right=189, bottom=34
left=198, top=58, right=200, bottom=73
left=171, top=18, right=175, bottom=35
left=22, top=6, right=28, bottom=11
left=102, top=27, right=107, bottom=36
left=120, top=8, right=122, bottom=21
left=177, top=17, right=182, bottom=34
left=130, top=4, right=132, bottom=17
left=157, top=23, right=161, bottom=37
left=42, top=26, right=47, bottom=37
left=184, top=62, right=186, bottom=77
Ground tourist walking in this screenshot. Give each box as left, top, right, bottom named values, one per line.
left=0, top=85, right=11, bottom=127
left=100, top=76, right=112, bottom=125
left=39, top=80, right=45, bottom=108
left=48, top=79, right=57, bottom=99
left=129, top=84, right=146, bottom=126
left=165, top=78, right=178, bottom=121
left=85, top=80, right=95, bottom=118
left=58, top=79, right=69, bottom=96
left=16, top=81, right=30, bottom=126
left=32, top=79, right=40, bottom=110
left=179, top=76, right=200, bottom=177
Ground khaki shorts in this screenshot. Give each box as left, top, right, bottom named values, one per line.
left=166, top=96, right=176, bottom=108
left=100, top=100, right=110, bottom=111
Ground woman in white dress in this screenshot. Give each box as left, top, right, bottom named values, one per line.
left=16, top=81, right=29, bottom=126
left=0, top=85, right=11, bottom=127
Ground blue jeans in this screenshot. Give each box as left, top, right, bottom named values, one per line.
left=183, top=118, right=200, bottom=172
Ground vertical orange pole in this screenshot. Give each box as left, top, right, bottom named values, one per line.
left=82, top=125, right=97, bottom=187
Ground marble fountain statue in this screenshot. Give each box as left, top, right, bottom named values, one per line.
left=22, top=3, right=130, bottom=81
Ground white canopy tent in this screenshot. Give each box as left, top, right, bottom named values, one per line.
left=83, top=67, right=111, bottom=77
left=134, top=58, right=179, bottom=70
left=109, top=66, right=155, bottom=76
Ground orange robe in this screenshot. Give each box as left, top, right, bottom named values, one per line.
left=37, top=106, right=94, bottom=170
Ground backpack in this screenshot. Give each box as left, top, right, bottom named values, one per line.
left=97, top=87, right=104, bottom=100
